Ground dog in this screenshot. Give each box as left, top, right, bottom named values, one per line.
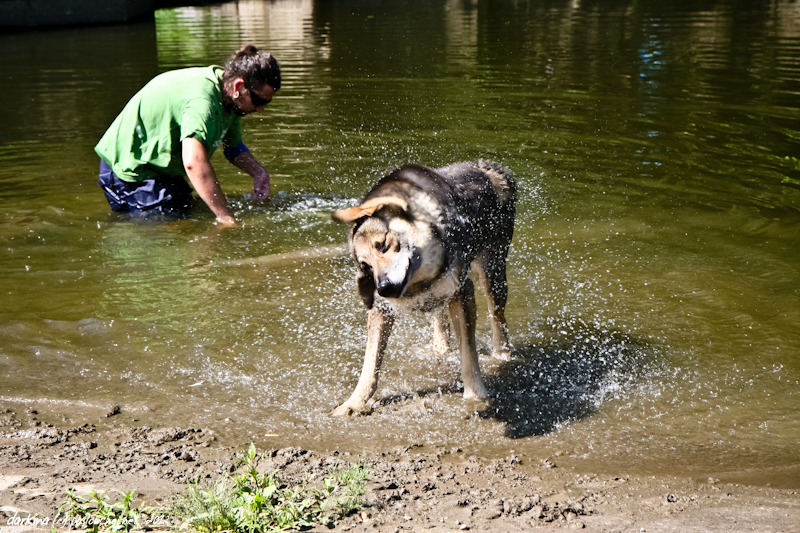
left=330, top=160, right=516, bottom=416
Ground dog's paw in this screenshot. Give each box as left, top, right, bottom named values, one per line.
left=463, top=383, right=489, bottom=401
left=492, top=348, right=511, bottom=361
left=330, top=404, right=355, bottom=417
left=331, top=403, right=373, bottom=417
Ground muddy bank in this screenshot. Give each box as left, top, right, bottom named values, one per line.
left=0, top=408, right=798, bottom=532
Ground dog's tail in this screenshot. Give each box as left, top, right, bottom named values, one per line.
left=478, top=159, right=516, bottom=206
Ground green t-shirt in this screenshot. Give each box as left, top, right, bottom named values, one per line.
left=95, top=66, right=243, bottom=182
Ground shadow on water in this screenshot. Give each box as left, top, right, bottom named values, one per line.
left=480, top=327, right=654, bottom=439
left=371, top=321, right=656, bottom=440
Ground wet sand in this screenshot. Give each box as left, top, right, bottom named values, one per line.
left=1, top=407, right=798, bottom=533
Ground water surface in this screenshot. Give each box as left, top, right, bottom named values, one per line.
left=1, top=0, right=799, bottom=487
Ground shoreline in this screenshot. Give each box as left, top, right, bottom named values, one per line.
left=1, top=408, right=798, bottom=532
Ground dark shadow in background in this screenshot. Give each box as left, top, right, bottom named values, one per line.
left=479, top=327, right=655, bottom=438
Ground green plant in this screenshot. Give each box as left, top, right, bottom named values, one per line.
left=169, top=477, right=238, bottom=532
left=57, top=488, right=140, bottom=532
left=167, top=444, right=370, bottom=532
left=325, top=461, right=369, bottom=517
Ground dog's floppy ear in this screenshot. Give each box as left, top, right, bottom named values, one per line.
left=331, top=196, right=408, bottom=223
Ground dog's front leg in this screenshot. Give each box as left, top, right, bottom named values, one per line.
left=331, top=305, right=395, bottom=416
left=448, top=278, right=488, bottom=400
left=431, top=308, right=450, bottom=355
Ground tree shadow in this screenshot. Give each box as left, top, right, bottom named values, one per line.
left=479, top=327, right=655, bottom=438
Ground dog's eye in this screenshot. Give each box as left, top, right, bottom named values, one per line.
left=374, top=240, right=389, bottom=253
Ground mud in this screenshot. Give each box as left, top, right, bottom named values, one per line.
left=0, top=407, right=798, bottom=532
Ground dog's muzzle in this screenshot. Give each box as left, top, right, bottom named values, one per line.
left=376, top=278, right=406, bottom=299
left=375, top=251, right=422, bottom=299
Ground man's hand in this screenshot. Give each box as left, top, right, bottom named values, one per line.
left=252, top=172, right=270, bottom=200
left=232, top=151, right=271, bottom=201
left=214, top=215, right=237, bottom=226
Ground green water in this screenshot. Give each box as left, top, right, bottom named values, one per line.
left=1, top=0, right=799, bottom=486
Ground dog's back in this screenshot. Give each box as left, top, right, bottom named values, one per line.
left=366, top=160, right=516, bottom=266
left=437, top=159, right=516, bottom=207
left=369, top=160, right=515, bottom=209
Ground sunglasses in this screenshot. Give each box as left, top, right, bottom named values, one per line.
left=247, top=87, right=272, bottom=107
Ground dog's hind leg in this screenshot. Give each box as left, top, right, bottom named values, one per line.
left=449, top=278, right=488, bottom=400
left=431, top=308, right=450, bottom=355
left=331, top=305, right=395, bottom=416
left=473, top=250, right=511, bottom=360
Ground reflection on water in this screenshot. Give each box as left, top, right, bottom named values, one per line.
left=0, top=0, right=799, bottom=485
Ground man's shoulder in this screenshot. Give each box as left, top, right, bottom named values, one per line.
left=138, top=66, right=224, bottom=119
left=146, top=65, right=221, bottom=90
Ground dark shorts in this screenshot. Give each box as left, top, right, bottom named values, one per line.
left=98, top=160, right=194, bottom=215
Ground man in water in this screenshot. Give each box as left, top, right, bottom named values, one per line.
left=95, top=45, right=280, bottom=225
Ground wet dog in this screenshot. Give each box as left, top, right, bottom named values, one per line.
left=330, top=160, right=516, bottom=416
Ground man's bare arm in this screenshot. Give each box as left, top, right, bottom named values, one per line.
left=182, top=137, right=235, bottom=224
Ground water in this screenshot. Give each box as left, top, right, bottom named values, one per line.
left=1, top=0, right=799, bottom=486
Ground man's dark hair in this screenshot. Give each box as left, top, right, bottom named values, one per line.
left=224, top=45, right=281, bottom=91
